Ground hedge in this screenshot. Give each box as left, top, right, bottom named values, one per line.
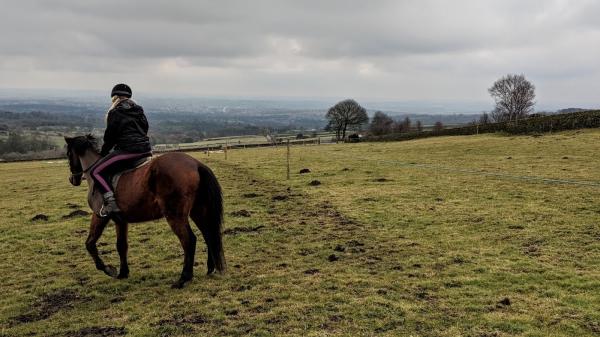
left=366, top=110, right=600, bottom=142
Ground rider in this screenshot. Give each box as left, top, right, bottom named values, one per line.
left=91, top=83, right=152, bottom=217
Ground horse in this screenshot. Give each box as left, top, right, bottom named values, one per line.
left=64, top=135, right=225, bottom=288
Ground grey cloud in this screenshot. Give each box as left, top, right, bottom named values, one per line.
left=0, top=0, right=599, bottom=104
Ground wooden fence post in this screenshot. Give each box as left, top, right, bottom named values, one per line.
left=225, top=141, right=228, bottom=160
left=286, top=139, right=290, bottom=180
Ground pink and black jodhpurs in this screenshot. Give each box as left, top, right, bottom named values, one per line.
left=91, top=150, right=151, bottom=194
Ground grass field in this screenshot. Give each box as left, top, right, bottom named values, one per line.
left=152, top=132, right=337, bottom=151
left=1, top=130, right=599, bottom=336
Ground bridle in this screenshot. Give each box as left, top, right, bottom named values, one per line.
left=69, top=156, right=100, bottom=180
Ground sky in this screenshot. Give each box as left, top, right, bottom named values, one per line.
left=1, top=0, right=599, bottom=108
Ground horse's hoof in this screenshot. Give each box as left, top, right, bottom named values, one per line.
left=171, top=277, right=191, bottom=289
left=171, top=281, right=185, bottom=289
left=103, top=265, right=118, bottom=278
left=117, top=272, right=129, bottom=279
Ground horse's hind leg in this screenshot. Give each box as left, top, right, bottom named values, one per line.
left=114, top=219, right=129, bottom=279
left=167, top=217, right=197, bottom=288
left=190, top=213, right=215, bottom=274
left=85, top=214, right=117, bottom=278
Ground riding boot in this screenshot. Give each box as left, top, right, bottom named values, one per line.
left=99, top=191, right=121, bottom=218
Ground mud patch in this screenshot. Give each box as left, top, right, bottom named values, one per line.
left=309, top=180, right=321, bottom=186
left=30, top=214, right=49, bottom=221
left=11, top=289, right=90, bottom=325
left=64, top=326, right=127, bottom=337
left=373, top=178, right=391, bottom=182
left=225, top=309, right=239, bottom=316
left=230, top=209, right=251, bottom=217
left=242, top=193, right=260, bottom=198
left=62, top=210, right=90, bottom=219
left=74, top=229, right=87, bottom=235
left=522, top=238, right=543, bottom=256
left=223, top=225, right=265, bottom=235
left=299, top=168, right=311, bottom=174
left=584, top=321, right=600, bottom=334
left=334, top=244, right=345, bottom=252
left=347, top=240, right=364, bottom=247
left=66, top=203, right=81, bottom=209
left=497, top=297, right=511, bottom=307
left=272, top=195, right=288, bottom=201
left=155, top=314, right=209, bottom=326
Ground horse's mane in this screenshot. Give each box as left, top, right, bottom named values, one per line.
left=70, top=134, right=100, bottom=155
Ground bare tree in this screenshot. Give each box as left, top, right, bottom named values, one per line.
left=479, top=112, right=490, bottom=125
left=432, top=121, right=444, bottom=133
left=393, top=116, right=412, bottom=133
left=415, top=120, right=423, bottom=132
left=402, top=117, right=411, bottom=131
left=489, top=74, right=536, bottom=122
left=326, top=99, right=369, bottom=141
left=369, top=111, right=394, bottom=136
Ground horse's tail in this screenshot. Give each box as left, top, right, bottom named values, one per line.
left=194, top=163, right=226, bottom=273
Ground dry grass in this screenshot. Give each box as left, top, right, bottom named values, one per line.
left=1, top=130, right=599, bottom=336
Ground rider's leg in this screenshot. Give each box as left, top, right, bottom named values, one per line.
left=91, top=150, right=152, bottom=217
left=91, top=150, right=132, bottom=216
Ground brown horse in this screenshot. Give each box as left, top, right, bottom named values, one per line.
left=64, top=135, right=225, bottom=288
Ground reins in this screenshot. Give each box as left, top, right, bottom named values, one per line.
left=71, top=157, right=101, bottom=178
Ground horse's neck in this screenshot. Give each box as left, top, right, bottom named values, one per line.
left=80, top=150, right=100, bottom=190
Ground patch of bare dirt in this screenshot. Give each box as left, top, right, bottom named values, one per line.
left=155, top=314, right=209, bottom=326
left=62, top=210, right=90, bottom=219
left=223, top=225, right=265, bottom=235
left=63, top=326, right=127, bottom=337
left=11, top=289, right=90, bottom=325
left=230, top=209, right=251, bottom=217
left=522, top=238, right=543, bottom=256
left=30, top=214, right=49, bottom=221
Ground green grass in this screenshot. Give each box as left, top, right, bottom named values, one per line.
left=153, top=132, right=337, bottom=150
left=1, top=130, right=600, bottom=336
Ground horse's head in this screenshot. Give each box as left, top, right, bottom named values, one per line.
left=64, top=135, right=99, bottom=186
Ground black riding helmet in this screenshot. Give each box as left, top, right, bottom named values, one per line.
left=111, top=83, right=132, bottom=98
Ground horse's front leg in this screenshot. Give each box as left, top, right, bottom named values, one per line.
left=85, top=214, right=117, bottom=278
left=114, top=219, right=129, bottom=279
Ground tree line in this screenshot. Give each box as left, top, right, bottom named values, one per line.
left=0, top=132, right=56, bottom=155
left=325, top=98, right=443, bottom=140
left=325, top=73, right=537, bottom=140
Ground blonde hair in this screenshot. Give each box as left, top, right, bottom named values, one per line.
left=105, top=95, right=133, bottom=122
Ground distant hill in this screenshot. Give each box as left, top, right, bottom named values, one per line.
left=556, top=108, right=588, bottom=114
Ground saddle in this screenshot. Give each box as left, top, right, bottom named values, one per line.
left=88, top=156, right=152, bottom=216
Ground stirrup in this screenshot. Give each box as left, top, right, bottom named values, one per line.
left=99, top=205, right=110, bottom=218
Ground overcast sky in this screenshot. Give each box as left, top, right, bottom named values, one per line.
left=1, top=0, right=599, bottom=107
